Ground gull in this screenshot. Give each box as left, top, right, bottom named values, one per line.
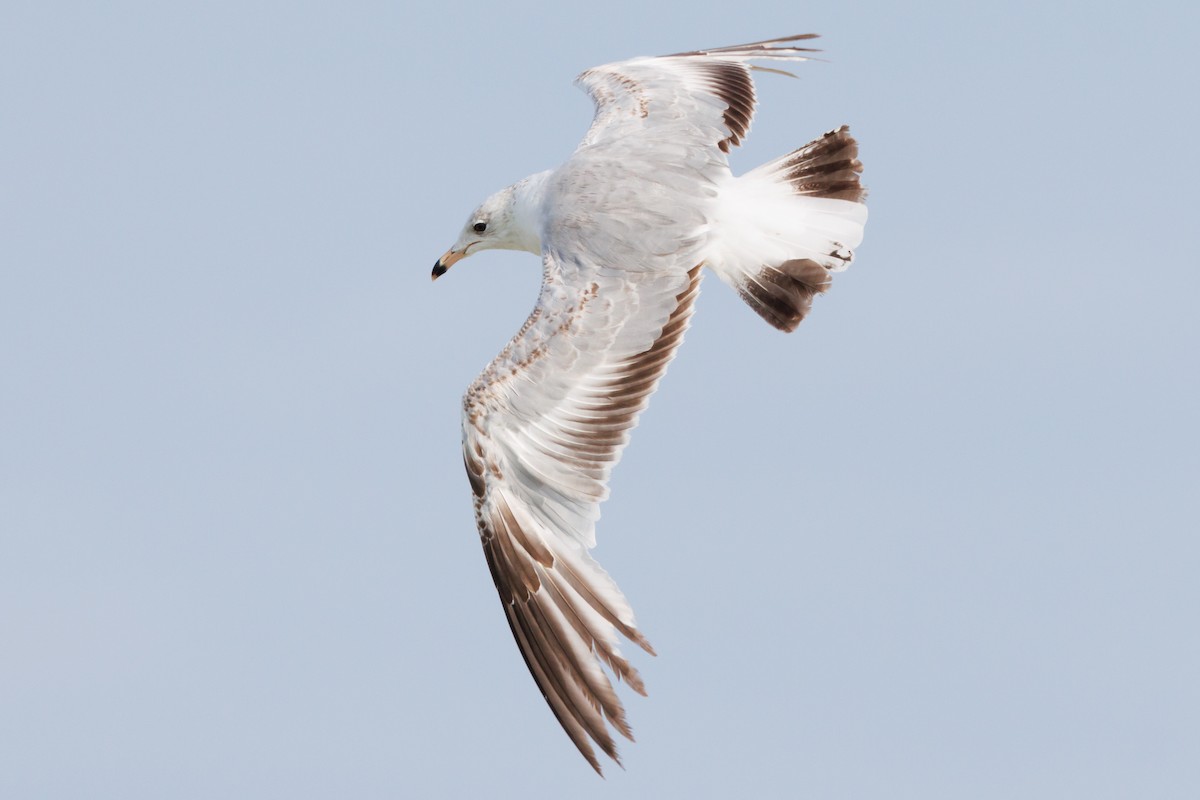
left=432, top=34, right=867, bottom=773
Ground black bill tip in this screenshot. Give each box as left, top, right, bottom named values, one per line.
left=431, top=260, right=448, bottom=280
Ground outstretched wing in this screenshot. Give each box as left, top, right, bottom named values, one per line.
left=575, top=33, right=821, bottom=153
left=464, top=252, right=702, bottom=773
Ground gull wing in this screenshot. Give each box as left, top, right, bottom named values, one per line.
left=574, top=33, right=821, bottom=153
left=463, top=251, right=702, bottom=773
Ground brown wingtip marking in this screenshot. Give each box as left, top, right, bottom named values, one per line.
left=738, top=258, right=832, bottom=332
left=700, top=61, right=756, bottom=152
left=542, top=571, right=648, bottom=700
left=487, top=543, right=622, bottom=776
left=521, top=594, right=626, bottom=741
left=501, top=598, right=608, bottom=774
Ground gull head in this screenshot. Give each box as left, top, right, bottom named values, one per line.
left=432, top=175, right=548, bottom=280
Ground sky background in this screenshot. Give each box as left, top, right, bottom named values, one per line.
left=2, top=1, right=1198, bottom=797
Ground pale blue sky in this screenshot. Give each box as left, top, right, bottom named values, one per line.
left=2, top=1, right=1198, bottom=797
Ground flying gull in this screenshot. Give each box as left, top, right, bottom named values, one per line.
left=433, top=34, right=867, bottom=773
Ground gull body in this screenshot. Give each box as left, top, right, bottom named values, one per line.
left=433, top=34, right=867, bottom=773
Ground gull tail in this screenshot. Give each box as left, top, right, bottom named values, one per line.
left=707, top=126, right=867, bottom=332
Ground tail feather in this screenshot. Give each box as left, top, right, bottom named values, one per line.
left=708, top=125, right=867, bottom=332
left=737, top=258, right=831, bottom=332
left=764, top=125, right=865, bottom=202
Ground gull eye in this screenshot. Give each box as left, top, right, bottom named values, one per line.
left=473, top=221, right=487, bottom=233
